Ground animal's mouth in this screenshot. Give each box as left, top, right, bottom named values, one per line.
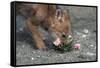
left=53, top=34, right=73, bottom=47
left=53, top=34, right=65, bottom=46
left=48, top=28, right=71, bottom=46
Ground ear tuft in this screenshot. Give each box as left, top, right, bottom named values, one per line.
left=55, top=9, right=63, bottom=20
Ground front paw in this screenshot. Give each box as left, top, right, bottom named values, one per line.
left=37, top=44, right=48, bottom=51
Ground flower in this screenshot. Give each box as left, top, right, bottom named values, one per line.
left=53, top=38, right=61, bottom=46
left=74, top=43, right=81, bottom=50
left=68, top=35, right=72, bottom=38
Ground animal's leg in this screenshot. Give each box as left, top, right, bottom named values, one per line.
left=26, top=19, right=47, bottom=50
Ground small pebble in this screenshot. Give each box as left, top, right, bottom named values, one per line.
left=37, top=50, right=41, bottom=53
left=83, top=29, right=89, bottom=34
left=22, top=45, right=25, bottom=48
left=47, top=54, right=51, bottom=57
left=32, top=51, right=36, bottom=53
left=76, top=32, right=82, bottom=35
left=37, top=56, right=41, bottom=58
left=76, top=40, right=80, bottom=43
left=86, top=52, right=94, bottom=56
left=82, top=34, right=87, bottom=38
left=90, top=45, right=94, bottom=47
left=19, top=28, right=23, bottom=31
left=31, top=57, right=34, bottom=60
left=94, top=46, right=96, bottom=49
left=58, top=54, right=63, bottom=57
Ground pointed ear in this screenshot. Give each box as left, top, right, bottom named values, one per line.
left=55, top=9, right=62, bottom=19
left=55, top=9, right=63, bottom=20
left=63, top=10, right=70, bottom=20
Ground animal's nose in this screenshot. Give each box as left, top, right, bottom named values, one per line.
left=62, top=32, right=66, bottom=38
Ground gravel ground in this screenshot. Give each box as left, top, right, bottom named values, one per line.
left=16, top=5, right=97, bottom=65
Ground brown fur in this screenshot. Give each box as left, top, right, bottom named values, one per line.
left=16, top=4, right=72, bottom=50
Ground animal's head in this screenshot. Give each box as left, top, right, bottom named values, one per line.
left=47, top=9, right=71, bottom=41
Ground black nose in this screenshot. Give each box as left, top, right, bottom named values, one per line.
left=62, top=33, right=66, bottom=38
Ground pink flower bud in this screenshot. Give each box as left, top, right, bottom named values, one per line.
left=74, top=43, right=81, bottom=50
left=53, top=38, right=61, bottom=46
